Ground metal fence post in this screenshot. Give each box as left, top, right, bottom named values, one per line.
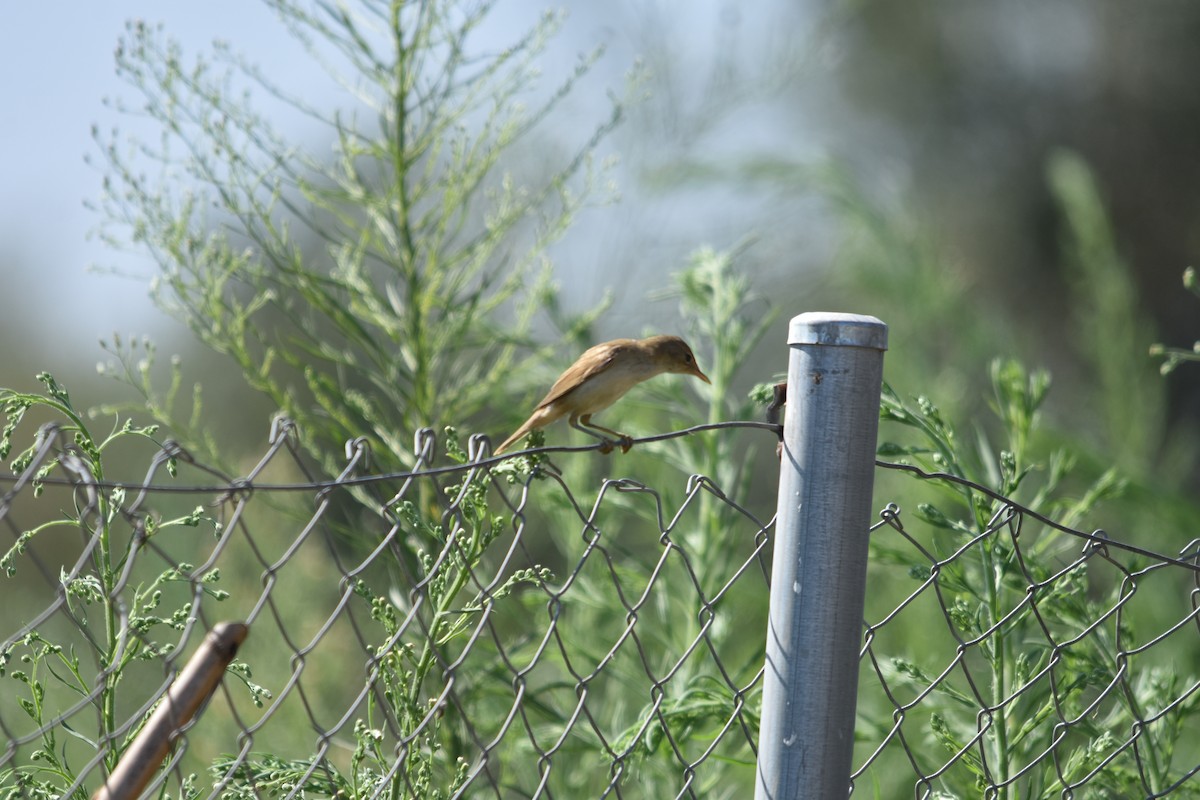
left=755, top=312, right=888, bottom=800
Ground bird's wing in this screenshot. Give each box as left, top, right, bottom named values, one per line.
left=535, top=339, right=635, bottom=409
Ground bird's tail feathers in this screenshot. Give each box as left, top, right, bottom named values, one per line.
left=494, top=419, right=537, bottom=455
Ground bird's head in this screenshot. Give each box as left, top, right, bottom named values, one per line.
left=644, top=335, right=711, bottom=384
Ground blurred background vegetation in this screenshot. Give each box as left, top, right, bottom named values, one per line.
left=3, top=0, right=1197, bottom=488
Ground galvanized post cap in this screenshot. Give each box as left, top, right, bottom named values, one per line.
left=788, top=312, right=888, bottom=350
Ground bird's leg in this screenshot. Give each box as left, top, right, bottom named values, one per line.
left=572, top=414, right=634, bottom=453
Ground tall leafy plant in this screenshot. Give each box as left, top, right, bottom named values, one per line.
left=94, top=0, right=621, bottom=474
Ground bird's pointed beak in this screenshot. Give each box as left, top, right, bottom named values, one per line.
left=695, top=368, right=711, bottom=384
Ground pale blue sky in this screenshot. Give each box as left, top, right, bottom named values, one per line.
left=0, top=3, right=332, bottom=341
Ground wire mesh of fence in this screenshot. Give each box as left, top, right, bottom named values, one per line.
left=855, top=461, right=1200, bottom=799
left=0, top=421, right=776, bottom=799
left=3, top=420, right=1200, bottom=799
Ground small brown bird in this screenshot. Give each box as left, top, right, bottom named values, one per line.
left=494, top=335, right=710, bottom=454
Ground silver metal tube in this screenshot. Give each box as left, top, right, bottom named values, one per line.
left=755, top=313, right=888, bottom=799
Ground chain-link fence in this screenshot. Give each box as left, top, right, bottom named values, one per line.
left=3, top=314, right=1200, bottom=799
left=854, top=462, right=1200, bottom=798
left=0, top=418, right=777, bottom=800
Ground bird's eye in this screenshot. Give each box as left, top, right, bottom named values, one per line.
left=685, top=355, right=693, bottom=363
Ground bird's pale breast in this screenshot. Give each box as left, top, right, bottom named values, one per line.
left=560, top=357, right=659, bottom=416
